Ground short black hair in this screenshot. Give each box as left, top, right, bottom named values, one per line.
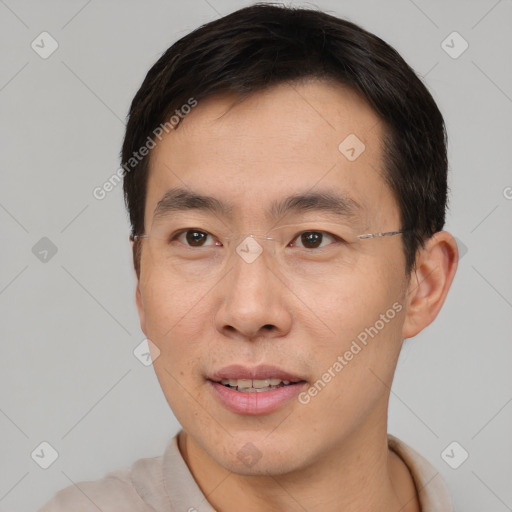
left=122, top=3, right=448, bottom=276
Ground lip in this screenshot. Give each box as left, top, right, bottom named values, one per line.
left=209, top=364, right=304, bottom=382
left=208, top=364, right=307, bottom=415
left=209, top=381, right=307, bottom=415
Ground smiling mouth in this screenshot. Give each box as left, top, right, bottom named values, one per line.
left=217, top=378, right=305, bottom=393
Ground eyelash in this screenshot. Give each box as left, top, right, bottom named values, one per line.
left=169, top=228, right=346, bottom=249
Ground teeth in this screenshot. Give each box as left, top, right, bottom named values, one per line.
left=252, top=379, right=270, bottom=389
left=237, top=379, right=253, bottom=389
left=219, top=378, right=298, bottom=391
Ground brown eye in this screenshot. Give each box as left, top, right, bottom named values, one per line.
left=293, top=231, right=338, bottom=249
left=186, top=230, right=208, bottom=246
left=300, top=231, right=323, bottom=248
left=173, top=229, right=217, bottom=247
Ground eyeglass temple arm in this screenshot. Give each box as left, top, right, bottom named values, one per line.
left=131, top=230, right=405, bottom=242
left=356, top=230, right=404, bottom=240
left=131, top=234, right=148, bottom=241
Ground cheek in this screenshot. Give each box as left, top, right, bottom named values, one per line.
left=140, top=264, right=209, bottom=338
left=296, top=298, right=405, bottom=440
left=140, top=270, right=214, bottom=420
left=304, top=270, right=395, bottom=338
left=303, top=265, right=406, bottom=385
left=138, top=270, right=217, bottom=384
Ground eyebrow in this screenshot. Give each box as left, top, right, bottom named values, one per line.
left=153, top=187, right=361, bottom=222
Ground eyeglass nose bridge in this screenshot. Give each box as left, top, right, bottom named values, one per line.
left=233, top=233, right=279, bottom=264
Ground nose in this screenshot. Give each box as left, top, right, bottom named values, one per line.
left=214, top=240, right=292, bottom=341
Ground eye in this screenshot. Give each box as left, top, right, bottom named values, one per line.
left=171, top=229, right=220, bottom=247
left=291, top=231, right=341, bottom=249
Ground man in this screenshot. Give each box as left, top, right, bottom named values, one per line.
left=40, top=3, right=458, bottom=511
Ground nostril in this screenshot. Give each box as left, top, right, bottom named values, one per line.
left=263, top=324, right=274, bottom=330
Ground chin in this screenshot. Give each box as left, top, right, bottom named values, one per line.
left=211, top=432, right=308, bottom=477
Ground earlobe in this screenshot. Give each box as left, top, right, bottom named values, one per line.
left=402, top=231, right=458, bottom=339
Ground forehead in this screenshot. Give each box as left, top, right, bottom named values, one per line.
left=145, top=79, right=399, bottom=229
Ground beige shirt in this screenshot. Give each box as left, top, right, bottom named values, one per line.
left=39, top=432, right=453, bottom=511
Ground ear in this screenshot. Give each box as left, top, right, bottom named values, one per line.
left=402, top=231, right=458, bottom=339
left=130, top=237, right=147, bottom=336
left=135, top=279, right=147, bottom=335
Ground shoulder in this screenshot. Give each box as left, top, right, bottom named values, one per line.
left=387, top=434, right=453, bottom=512
left=38, top=454, right=168, bottom=512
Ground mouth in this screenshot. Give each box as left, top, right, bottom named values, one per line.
left=207, top=365, right=307, bottom=415
left=209, top=364, right=307, bottom=389
left=217, top=378, right=303, bottom=393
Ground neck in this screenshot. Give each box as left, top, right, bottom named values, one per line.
left=178, top=411, right=419, bottom=512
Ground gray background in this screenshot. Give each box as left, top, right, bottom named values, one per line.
left=1, top=0, right=511, bottom=510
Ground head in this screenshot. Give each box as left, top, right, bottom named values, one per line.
left=122, top=4, right=457, bottom=476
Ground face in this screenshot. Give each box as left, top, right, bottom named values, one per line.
left=136, top=79, right=410, bottom=476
